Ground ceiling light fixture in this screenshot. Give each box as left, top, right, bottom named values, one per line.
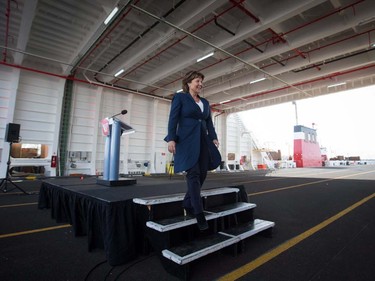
left=114, top=69, right=124, bottom=77
left=104, top=6, right=119, bottom=25
left=176, top=89, right=183, bottom=93
left=249, top=77, right=266, bottom=84
left=220, top=100, right=231, bottom=104
left=327, top=82, right=346, bottom=88
left=196, top=52, right=214, bottom=62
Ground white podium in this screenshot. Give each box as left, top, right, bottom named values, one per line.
left=97, top=117, right=136, bottom=186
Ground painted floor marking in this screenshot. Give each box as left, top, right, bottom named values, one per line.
left=218, top=192, right=375, bottom=281
left=0, top=224, right=71, bottom=239
left=0, top=202, right=38, bottom=208
left=244, top=169, right=375, bottom=196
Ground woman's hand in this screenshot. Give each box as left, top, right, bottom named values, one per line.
left=213, top=139, right=219, bottom=147
left=168, top=140, right=176, bottom=154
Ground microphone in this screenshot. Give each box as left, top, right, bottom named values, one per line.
left=110, top=109, right=128, bottom=119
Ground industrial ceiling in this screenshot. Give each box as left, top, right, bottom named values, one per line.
left=1, top=0, right=375, bottom=113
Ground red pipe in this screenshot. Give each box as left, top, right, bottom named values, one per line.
left=260, top=28, right=375, bottom=70
left=116, top=0, right=245, bottom=83
left=152, top=0, right=366, bottom=92
left=0, top=61, right=145, bottom=96
left=102, top=0, right=365, bottom=89
left=283, top=0, right=364, bottom=37
left=229, top=0, right=259, bottom=22
left=2, top=0, right=368, bottom=103
left=75, top=0, right=141, bottom=71
left=2, top=60, right=374, bottom=113
left=229, top=1, right=308, bottom=61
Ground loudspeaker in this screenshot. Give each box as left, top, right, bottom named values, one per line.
left=5, top=123, right=20, bottom=143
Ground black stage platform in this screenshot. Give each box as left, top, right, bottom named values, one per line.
left=37, top=173, right=251, bottom=266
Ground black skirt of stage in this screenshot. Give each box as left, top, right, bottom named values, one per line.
left=37, top=176, right=190, bottom=266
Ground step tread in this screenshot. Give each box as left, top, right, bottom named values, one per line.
left=219, top=219, right=275, bottom=239
left=162, top=233, right=237, bottom=265
left=206, top=201, right=256, bottom=215
left=133, top=187, right=239, bottom=205
left=162, top=218, right=275, bottom=265
left=146, top=202, right=256, bottom=232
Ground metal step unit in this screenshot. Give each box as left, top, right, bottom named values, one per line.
left=162, top=219, right=275, bottom=265
left=132, top=186, right=275, bottom=280
left=146, top=202, right=257, bottom=232
left=133, top=187, right=240, bottom=206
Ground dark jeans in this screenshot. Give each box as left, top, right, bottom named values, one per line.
left=183, top=135, right=209, bottom=215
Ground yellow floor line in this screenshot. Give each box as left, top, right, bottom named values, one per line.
left=0, top=224, right=71, bottom=239
left=218, top=192, right=375, bottom=281
left=247, top=169, right=375, bottom=196
left=0, top=202, right=38, bottom=208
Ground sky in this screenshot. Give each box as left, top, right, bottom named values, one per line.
left=239, top=84, right=375, bottom=160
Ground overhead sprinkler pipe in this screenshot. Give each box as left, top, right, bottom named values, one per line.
left=0, top=44, right=175, bottom=95
left=259, top=28, right=375, bottom=72
left=72, top=0, right=139, bottom=74
left=0, top=60, right=172, bottom=102
left=98, top=0, right=188, bottom=82
left=229, top=0, right=259, bottom=22
left=130, top=3, right=312, bottom=98
left=211, top=62, right=375, bottom=109
left=150, top=0, right=365, bottom=93
left=119, top=1, right=245, bottom=82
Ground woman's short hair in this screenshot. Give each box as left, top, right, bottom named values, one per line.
left=182, top=71, right=204, bottom=93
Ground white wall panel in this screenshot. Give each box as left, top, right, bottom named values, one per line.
left=0, top=66, right=17, bottom=138
left=0, top=70, right=65, bottom=176
left=0, top=66, right=18, bottom=175
left=13, top=71, right=64, bottom=155
left=127, top=95, right=155, bottom=162
left=97, top=88, right=131, bottom=174
left=154, top=101, right=169, bottom=150
left=68, top=83, right=98, bottom=151
left=0, top=66, right=236, bottom=176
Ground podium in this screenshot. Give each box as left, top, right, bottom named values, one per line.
left=97, top=117, right=137, bottom=186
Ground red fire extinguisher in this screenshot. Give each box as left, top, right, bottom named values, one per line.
left=51, top=154, right=57, bottom=168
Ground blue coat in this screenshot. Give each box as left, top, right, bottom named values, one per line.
left=164, top=92, right=221, bottom=173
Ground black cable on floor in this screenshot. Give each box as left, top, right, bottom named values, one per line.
left=113, top=253, right=156, bottom=281
left=104, top=266, right=116, bottom=281
left=84, top=259, right=108, bottom=281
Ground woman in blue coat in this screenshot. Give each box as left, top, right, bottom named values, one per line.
left=164, top=71, right=221, bottom=230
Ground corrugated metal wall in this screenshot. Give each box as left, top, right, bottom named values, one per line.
left=0, top=66, right=254, bottom=177
left=0, top=67, right=64, bottom=177
left=14, top=72, right=64, bottom=144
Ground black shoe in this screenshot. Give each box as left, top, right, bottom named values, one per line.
left=196, top=213, right=208, bottom=231
left=183, top=207, right=194, bottom=217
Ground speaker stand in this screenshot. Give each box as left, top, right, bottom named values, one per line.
left=0, top=142, right=29, bottom=195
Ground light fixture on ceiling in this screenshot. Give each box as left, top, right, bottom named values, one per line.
left=249, top=77, right=266, bottom=84
left=196, top=52, right=214, bottom=62
left=327, top=82, right=346, bottom=88
left=176, top=89, right=183, bottom=93
left=104, top=6, right=119, bottom=25
left=220, top=100, right=231, bottom=104
left=114, top=69, right=124, bottom=77
left=357, top=16, right=375, bottom=26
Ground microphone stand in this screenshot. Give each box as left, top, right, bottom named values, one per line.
left=109, top=110, right=127, bottom=119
